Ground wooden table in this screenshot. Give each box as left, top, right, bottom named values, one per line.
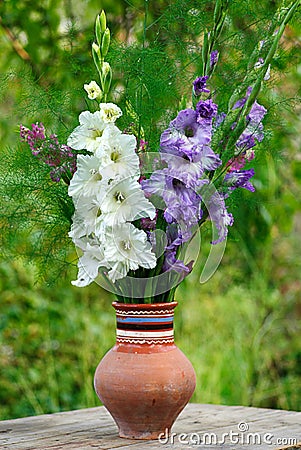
left=0, top=403, right=300, bottom=449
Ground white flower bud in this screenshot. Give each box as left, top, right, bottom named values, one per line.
left=92, top=42, right=100, bottom=54
left=84, top=81, right=103, bottom=100
left=102, top=62, right=111, bottom=76
left=99, top=102, right=122, bottom=123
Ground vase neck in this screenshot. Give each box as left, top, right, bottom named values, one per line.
left=113, top=302, right=177, bottom=347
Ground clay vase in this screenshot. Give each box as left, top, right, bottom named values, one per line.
left=94, top=301, right=196, bottom=440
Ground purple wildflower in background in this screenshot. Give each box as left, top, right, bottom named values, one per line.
left=20, top=122, right=46, bottom=154
left=227, top=153, right=254, bottom=172
left=224, top=169, right=255, bottom=192
left=193, top=75, right=210, bottom=96
left=20, top=123, right=77, bottom=182
left=138, top=139, right=148, bottom=152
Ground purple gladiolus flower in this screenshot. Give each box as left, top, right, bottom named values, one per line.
left=159, top=107, right=221, bottom=187
left=196, top=99, right=218, bottom=121
left=141, top=169, right=203, bottom=232
left=193, top=76, right=210, bottom=96
left=236, top=134, right=256, bottom=151
left=160, top=108, right=212, bottom=158
left=210, top=50, right=219, bottom=69
left=233, top=86, right=253, bottom=109
left=233, top=87, right=267, bottom=142
left=214, top=112, right=226, bottom=130
left=163, top=248, right=193, bottom=276
left=224, top=169, right=255, bottom=192
left=229, top=87, right=267, bottom=171
left=162, top=224, right=193, bottom=277
left=161, top=151, right=219, bottom=188
left=159, top=108, right=221, bottom=187
left=208, top=192, right=234, bottom=244
left=236, top=101, right=267, bottom=152
left=248, top=101, right=267, bottom=127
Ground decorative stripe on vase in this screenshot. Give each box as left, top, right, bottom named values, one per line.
left=116, top=329, right=174, bottom=344
left=115, top=310, right=175, bottom=345
left=114, top=308, right=175, bottom=315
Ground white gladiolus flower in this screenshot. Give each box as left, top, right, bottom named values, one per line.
left=98, top=178, right=156, bottom=226
left=96, top=131, right=140, bottom=181
left=67, top=111, right=117, bottom=153
left=68, top=212, right=87, bottom=241
left=99, top=103, right=122, bottom=123
left=94, top=125, right=121, bottom=159
left=71, top=243, right=109, bottom=287
left=69, top=233, right=98, bottom=252
left=68, top=154, right=103, bottom=198
left=84, top=81, right=102, bottom=100
left=103, top=223, right=157, bottom=282
left=69, top=195, right=103, bottom=239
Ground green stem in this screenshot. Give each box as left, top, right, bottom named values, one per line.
left=137, top=0, right=149, bottom=145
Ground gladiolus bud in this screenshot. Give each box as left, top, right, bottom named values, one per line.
left=99, top=10, right=107, bottom=33
left=92, top=42, right=100, bottom=56
left=101, top=28, right=110, bottom=58
left=95, top=15, right=102, bottom=46
left=102, top=62, right=111, bottom=77
left=103, top=65, right=112, bottom=93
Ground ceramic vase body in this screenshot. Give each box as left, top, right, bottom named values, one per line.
left=94, top=301, right=196, bottom=439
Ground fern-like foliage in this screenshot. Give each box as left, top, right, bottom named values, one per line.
left=0, top=143, right=74, bottom=283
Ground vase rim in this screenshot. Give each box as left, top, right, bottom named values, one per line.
left=112, top=301, right=178, bottom=310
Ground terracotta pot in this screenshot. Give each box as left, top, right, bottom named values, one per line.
left=94, top=301, right=196, bottom=439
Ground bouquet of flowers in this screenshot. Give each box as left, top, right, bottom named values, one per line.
left=17, top=0, right=299, bottom=303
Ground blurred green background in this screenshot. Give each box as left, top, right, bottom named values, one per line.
left=0, top=0, right=300, bottom=419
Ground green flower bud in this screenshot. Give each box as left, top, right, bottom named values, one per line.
left=101, top=28, right=110, bottom=58
left=202, top=31, right=209, bottom=75
left=92, top=43, right=103, bottom=74
left=95, top=15, right=102, bottom=46
left=103, top=65, right=112, bottom=94
left=99, top=10, right=107, bottom=33
left=213, top=0, right=222, bottom=24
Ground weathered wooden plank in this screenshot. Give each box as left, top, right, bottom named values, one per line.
left=0, top=403, right=300, bottom=450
